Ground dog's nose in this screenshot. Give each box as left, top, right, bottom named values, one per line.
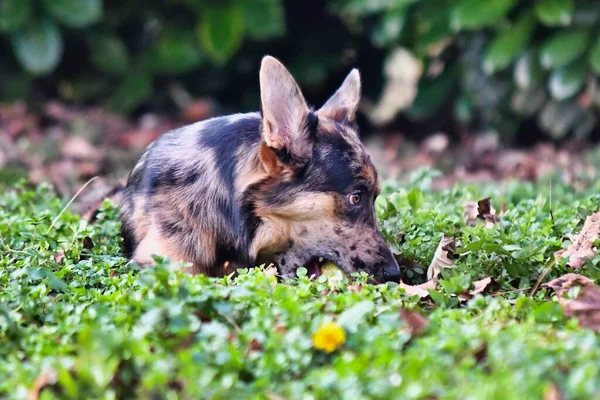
left=380, top=246, right=401, bottom=283
left=383, top=263, right=401, bottom=282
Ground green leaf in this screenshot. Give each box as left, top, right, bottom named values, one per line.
left=108, top=73, right=153, bottom=113
left=408, top=64, right=458, bottom=120
left=548, top=62, right=586, bottom=101
left=59, top=77, right=110, bottom=102
left=11, top=19, right=63, bottom=75
left=90, top=35, right=129, bottom=75
left=483, top=13, right=535, bottom=74
left=241, top=0, right=285, bottom=40
left=337, top=301, right=374, bottom=333
left=0, top=0, right=31, bottom=32
left=340, top=0, right=417, bottom=16
left=540, top=30, right=590, bottom=69
left=450, top=0, right=517, bottom=31
left=589, top=37, right=600, bottom=74
left=572, top=3, right=600, bottom=27
left=372, top=7, right=406, bottom=47
left=145, top=30, right=203, bottom=74
left=514, top=50, right=544, bottom=89
left=198, top=4, right=244, bottom=64
left=407, top=188, right=424, bottom=211
left=535, top=0, right=574, bottom=26
left=43, top=0, right=102, bottom=28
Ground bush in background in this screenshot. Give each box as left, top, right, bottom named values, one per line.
left=334, top=0, right=600, bottom=141
left=0, top=0, right=289, bottom=112
left=2, top=0, right=600, bottom=143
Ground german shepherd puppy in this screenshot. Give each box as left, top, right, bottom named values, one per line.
left=119, top=56, right=401, bottom=282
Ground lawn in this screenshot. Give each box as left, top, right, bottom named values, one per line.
left=2, top=167, right=600, bottom=399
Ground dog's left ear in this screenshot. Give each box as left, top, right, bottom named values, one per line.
left=260, top=56, right=312, bottom=166
left=318, top=69, right=361, bottom=123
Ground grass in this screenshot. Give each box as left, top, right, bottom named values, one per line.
left=1, top=169, right=600, bottom=399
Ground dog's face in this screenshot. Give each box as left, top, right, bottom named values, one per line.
left=250, top=57, right=400, bottom=283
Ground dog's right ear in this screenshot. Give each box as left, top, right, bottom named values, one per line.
left=259, top=56, right=313, bottom=172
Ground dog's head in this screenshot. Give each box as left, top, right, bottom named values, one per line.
left=251, top=56, right=400, bottom=283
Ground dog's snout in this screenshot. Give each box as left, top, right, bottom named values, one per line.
left=382, top=262, right=401, bottom=282
left=379, top=245, right=401, bottom=283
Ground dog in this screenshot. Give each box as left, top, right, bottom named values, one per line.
left=118, top=56, right=401, bottom=282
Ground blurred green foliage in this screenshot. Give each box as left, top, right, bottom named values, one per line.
left=2, top=0, right=600, bottom=141
left=0, top=0, right=286, bottom=112
left=333, top=0, right=600, bottom=140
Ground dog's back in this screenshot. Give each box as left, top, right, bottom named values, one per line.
left=119, top=113, right=265, bottom=275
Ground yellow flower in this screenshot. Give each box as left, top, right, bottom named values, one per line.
left=312, top=322, right=346, bottom=353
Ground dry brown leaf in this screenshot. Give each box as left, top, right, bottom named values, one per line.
left=245, top=338, right=263, bottom=355
left=464, top=201, right=479, bottom=226
left=420, top=132, right=449, bottom=157
left=477, top=197, right=498, bottom=227
left=554, top=212, right=600, bottom=269
left=79, top=236, right=95, bottom=261
left=544, top=273, right=600, bottom=333
left=543, top=382, right=563, bottom=400
left=398, top=280, right=436, bottom=298
left=465, top=198, right=501, bottom=227
left=426, top=234, right=456, bottom=281
left=399, top=308, right=429, bottom=337
left=61, top=136, right=104, bottom=161
left=399, top=235, right=456, bottom=299
left=54, top=250, right=65, bottom=265
left=470, top=277, right=493, bottom=296
left=459, top=277, right=493, bottom=301
left=348, top=284, right=363, bottom=293
left=29, top=370, right=57, bottom=400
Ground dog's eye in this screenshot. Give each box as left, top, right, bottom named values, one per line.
left=348, top=192, right=362, bottom=206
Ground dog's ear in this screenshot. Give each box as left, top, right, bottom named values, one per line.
left=318, top=69, right=361, bottom=124
left=260, top=56, right=312, bottom=170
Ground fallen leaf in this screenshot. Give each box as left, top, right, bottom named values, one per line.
left=426, top=234, right=456, bottom=281
left=470, top=277, right=493, bottom=296
left=79, top=236, right=95, bottom=261
left=477, top=197, right=498, bottom=226
left=116, top=128, right=162, bottom=150
left=544, top=273, right=600, bottom=333
left=544, top=382, right=563, bottom=400
left=459, top=277, right=493, bottom=301
left=420, top=132, right=449, bottom=157
left=83, top=236, right=94, bottom=251
left=54, top=250, right=65, bottom=265
left=181, top=99, right=217, bottom=123
left=245, top=338, right=263, bottom=355
left=61, top=136, right=104, bottom=161
left=398, top=280, right=435, bottom=298
left=399, top=308, right=429, bottom=337
left=348, top=284, right=363, bottom=293
left=465, top=198, right=501, bottom=227
left=29, top=370, right=57, bottom=400
left=464, top=201, right=479, bottom=226
left=399, top=235, right=456, bottom=299
left=554, top=212, right=600, bottom=269
left=473, top=343, right=488, bottom=365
